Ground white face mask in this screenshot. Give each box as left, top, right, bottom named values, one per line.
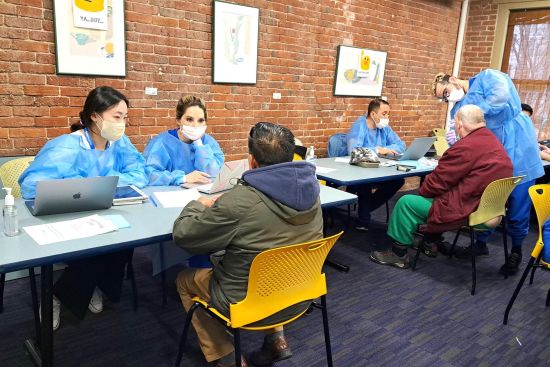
left=447, top=88, right=465, bottom=103
left=97, top=116, right=125, bottom=141
left=180, top=125, right=207, bottom=141
left=375, top=118, right=390, bottom=129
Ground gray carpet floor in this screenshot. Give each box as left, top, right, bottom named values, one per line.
left=1, top=191, right=549, bottom=366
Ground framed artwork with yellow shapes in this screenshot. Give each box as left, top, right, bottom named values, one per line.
left=333, top=45, right=387, bottom=97
left=53, top=0, right=126, bottom=76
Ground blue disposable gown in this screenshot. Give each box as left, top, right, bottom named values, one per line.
left=19, top=130, right=148, bottom=199
left=143, top=130, right=224, bottom=186
left=347, top=115, right=406, bottom=155
left=451, top=69, right=543, bottom=182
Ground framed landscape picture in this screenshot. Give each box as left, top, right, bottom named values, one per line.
left=53, top=0, right=126, bottom=77
left=212, top=1, right=259, bottom=84
left=334, top=45, right=387, bottom=97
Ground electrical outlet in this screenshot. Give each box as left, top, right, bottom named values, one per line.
left=145, top=87, right=158, bottom=96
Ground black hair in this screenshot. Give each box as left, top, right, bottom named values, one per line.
left=248, top=122, right=295, bottom=167
left=176, top=95, right=207, bottom=121
left=367, top=98, right=389, bottom=117
left=521, top=103, right=533, bottom=116
left=70, top=86, right=129, bottom=132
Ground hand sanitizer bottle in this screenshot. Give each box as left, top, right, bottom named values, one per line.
left=3, top=187, right=19, bottom=236
left=306, top=146, right=315, bottom=161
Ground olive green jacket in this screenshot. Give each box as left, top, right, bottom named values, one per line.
left=173, top=173, right=323, bottom=320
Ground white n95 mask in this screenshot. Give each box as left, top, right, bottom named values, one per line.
left=447, top=88, right=465, bottom=103
left=181, top=125, right=207, bottom=141
left=375, top=118, right=390, bottom=129
left=97, top=117, right=125, bottom=141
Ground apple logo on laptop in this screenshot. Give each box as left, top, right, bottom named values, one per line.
left=73, top=192, right=81, bottom=199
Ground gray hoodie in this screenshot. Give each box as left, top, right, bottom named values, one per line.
left=173, top=161, right=323, bottom=321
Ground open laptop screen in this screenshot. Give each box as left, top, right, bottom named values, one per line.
left=26, top=176, right=119, bottom=216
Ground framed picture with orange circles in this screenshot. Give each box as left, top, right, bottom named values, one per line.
left=53, top=0, right=126, bottom=76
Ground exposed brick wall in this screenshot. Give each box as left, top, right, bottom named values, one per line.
left=459, top=0, right=498, bottom=79
left=1, top=0, right=463, bottom=159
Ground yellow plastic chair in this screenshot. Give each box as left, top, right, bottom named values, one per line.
left=432, top=128, right=445, bottom=137
left=504, top=184, right=550, bottom=324
left=433, top=136, right=449, bottom=157
left=0, top=156, right=34, bottom=198
left=174, top=232, right=343, bottom=367
left=413, top=176, right=525, bottom=295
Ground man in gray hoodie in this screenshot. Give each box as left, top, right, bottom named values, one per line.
left=174, top=122, right=323, bottom=367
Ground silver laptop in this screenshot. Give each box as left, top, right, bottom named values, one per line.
left=182, top=159, right=249, bottom=194
left=380, top=137, right=436, bottom=161
left=25, top=176, right=119, bottom=216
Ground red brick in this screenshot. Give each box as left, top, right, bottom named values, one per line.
left=14, top=137, right=48, bottom=148
left=24, top=85, right=60, bottom=96
left=9, top=127, right=46, bottom=138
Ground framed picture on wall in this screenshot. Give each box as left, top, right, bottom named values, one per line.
left=53, top=0, right=126, bottom=77
left=212, top=1, right=259, bottom=84
left=333, top=45, right=387, bottom=97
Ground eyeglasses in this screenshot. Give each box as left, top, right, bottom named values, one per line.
left=440, top=85, right=452, bottom=102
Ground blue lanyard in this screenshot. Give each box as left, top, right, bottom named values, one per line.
left=83, top=128, right=95, bottom=149
left=83, top=128, right=109, bottom=150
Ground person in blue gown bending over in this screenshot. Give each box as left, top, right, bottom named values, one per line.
left=143, top=95, right=224, bottom=186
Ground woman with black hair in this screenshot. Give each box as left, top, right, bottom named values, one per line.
left=19, top=86, right=148, bottom=330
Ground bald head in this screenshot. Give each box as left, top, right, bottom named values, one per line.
left=455, top=104, right=485, bottom=138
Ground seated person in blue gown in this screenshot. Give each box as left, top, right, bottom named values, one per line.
left=19, top=86, right=148, bottom=330
left=143, top=95, right=225, bottom=272
left=143, top=95, right=224, bottom=186
left=346, top=98, right=406, bottom=231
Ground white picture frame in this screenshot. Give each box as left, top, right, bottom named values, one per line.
left=53, top=0, right=126, bottom=77
left=334, top=45, right=387, bottom=97
left=212, top=1, right=259, bottom=84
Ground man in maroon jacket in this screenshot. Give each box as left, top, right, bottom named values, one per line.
left=370, top=104, right=513, bottom=269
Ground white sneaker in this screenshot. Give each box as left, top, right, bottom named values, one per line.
left=88, top=288, right=103, bottom=314
left=39, top=296, right=61, bottom=331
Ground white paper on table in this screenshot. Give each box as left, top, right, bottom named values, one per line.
left=380, top=161, right=397, bottom=167
left=23, top=214, right=118, bottom=246
left=315, top=166, right=336, bottom=174
left=154, top=189, right=201, bottom=208
left=334, top=157, right=350, bottom=163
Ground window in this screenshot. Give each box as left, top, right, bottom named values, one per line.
left=501, top=8, right=550, bottom=141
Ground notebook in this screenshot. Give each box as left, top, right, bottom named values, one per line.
left=25, top=176, right=119, bottom=216
left=379, top=137, right=437, bottom=161
left=181, top=159, right=249, bottom=194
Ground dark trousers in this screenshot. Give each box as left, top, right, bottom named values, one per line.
left=350, top=178, right=405, bottom=226
left=53, top=249, right=132, bottom=319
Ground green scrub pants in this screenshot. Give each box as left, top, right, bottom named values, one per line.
left=387, top=195, right=433, bottom=246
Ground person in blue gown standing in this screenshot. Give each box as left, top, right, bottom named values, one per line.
left=432, top=70, right=544, bottom=275
left=143, top=95, right=224, bottom=186
left=19, top=86, right=148, bottom=330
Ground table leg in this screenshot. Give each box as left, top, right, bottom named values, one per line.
left=24, top=264, right=54, bottom=367
left=322, top=208, right=350, bottom=273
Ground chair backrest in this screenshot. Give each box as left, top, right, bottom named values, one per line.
left=327, top=133, right=348, bottom=158
left=528, top=184, right=550, bottom=259
left=229, top=231, right=343, bottom=328
left=432, top=128, right=445, bottom=137
left=433, top=136, right=449, bottom=157
left=468, top=176, right=525, bottom=227
left=0, top=157, right=34, bottom=198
